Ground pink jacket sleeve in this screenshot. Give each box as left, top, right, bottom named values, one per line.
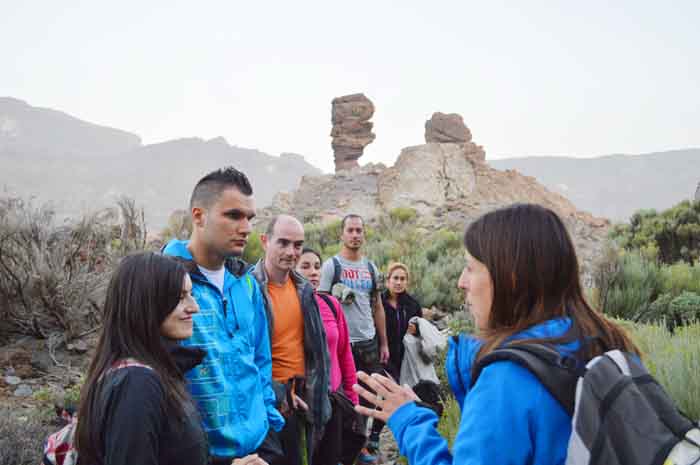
left=332, top=297, right=359, bottom=404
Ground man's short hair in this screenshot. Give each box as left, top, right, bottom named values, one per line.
left=341, top=214, right=364, bottom=231
left=190, top=167, right=253, bottom=209
left=266, top=216, right=280, bottom=236
left=265, top=214, right=303, bottom=237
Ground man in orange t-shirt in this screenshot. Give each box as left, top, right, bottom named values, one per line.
left=252, top=215, right=331, bottom=465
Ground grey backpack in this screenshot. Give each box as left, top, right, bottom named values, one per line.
left=471, top=343, right=700, bottom=465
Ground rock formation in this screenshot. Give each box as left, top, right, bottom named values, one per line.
left=331, top=93, right=376, bottom=171
left=260, top=112, right=608, bottom=277
left=425, top=112, right=472, bottom=144
left=423, top=112, right=485, bottom=162
left=695, top=182, right=700, bottom=202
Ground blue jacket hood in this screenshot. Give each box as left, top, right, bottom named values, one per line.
left=162, top=239, right=251, bottom=278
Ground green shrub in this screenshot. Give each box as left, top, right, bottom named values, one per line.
left=601, top=253, right=662, bottom=320
left=612, top=200, right=700, bottom=265
left=660, top=262, right=700, bottom=295
left=388, top=207, right=418, bottom=224
left=242, top=231, right=264, bottom=264
left=670, top=292, right=700, bottom=321
left=303, top=220, right=344, bottom=259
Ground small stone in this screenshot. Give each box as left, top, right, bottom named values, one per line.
left=68, top=340, right=88, bottom=354
left=31, top=350, right=53, bottom=372
left=13, top=384, right=33, bottom=397
left=4, top=375, right=22, bottom=385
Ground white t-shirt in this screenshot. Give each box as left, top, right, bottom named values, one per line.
left=198, top=264, right=225, bottom=294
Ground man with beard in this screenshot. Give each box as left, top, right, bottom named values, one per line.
left=318, top=214, right=389, bottom=464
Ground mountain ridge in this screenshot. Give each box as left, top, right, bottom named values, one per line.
left=0, top=98, right=322, bottom=229
left=491, top=148, right=699, bottom=220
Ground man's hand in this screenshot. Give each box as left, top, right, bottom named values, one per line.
left=292, top=392, right=309, bottom=412
left=379, top=343, right=390, bottom=364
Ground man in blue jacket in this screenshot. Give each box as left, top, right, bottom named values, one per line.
left=163, top=167, right=285, bottom=465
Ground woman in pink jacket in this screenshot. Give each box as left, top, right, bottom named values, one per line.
left=297, top=248, right=361, bottom=465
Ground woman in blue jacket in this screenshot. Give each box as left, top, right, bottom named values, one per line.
left=353, top=203, right=640, bottom=465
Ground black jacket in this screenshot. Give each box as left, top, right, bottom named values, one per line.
left=382, top=291, right=422, bottom=378
left=93, top=344, right=208, bottom=465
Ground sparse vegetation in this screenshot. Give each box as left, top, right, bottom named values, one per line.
left=0, top=406, right=53, bottom=465
left=300, top=216, right=465, bottom=311
left=0, top=196, right=147, bottom=341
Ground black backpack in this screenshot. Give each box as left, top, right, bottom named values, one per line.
left=469, top=342, right=700, bottom=465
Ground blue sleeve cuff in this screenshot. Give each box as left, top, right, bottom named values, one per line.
left=387, top=401, right=438, bottom=444
left=388, top=401, right=421, bottom=432
left=268, top=407, right=285, bottom=432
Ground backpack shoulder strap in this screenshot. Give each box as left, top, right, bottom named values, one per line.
left=331, top=256, right=342, bottom=287
left=471, top=343, right=579, bottom=416
left=367, top=261, right=377, bottom=294
left=318, top=293, right=339, bottom=321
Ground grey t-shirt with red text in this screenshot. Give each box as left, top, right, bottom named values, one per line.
left=319, top=255, right=377, bottom=343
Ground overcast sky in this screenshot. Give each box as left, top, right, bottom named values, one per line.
left=2, top=1, right=699, bottom=172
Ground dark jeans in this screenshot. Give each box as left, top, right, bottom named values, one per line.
left=351, top=336, right=383, bottom=436
left=312, top=399, right=342, bottom=465
left=278, top=412, right=307, bottom=465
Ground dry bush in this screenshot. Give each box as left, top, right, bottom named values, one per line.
left=161, top=208, right=192, bottom=241
left=0, top=407, right=53, bottom=465
left=0, top=196, right=147, bottom=341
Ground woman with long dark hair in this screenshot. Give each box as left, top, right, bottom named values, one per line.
left=74, top=252, right=266, bottom=465
left=352, top=204, right=640, bottom=465
left=74, top=252, right=208, bottom=465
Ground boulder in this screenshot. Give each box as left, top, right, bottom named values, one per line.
left=425, top=112, right=472, bottom=144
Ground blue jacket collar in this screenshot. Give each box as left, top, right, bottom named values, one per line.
left=447, top=317, right=576, bottom=407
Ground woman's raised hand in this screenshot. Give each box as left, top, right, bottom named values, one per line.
left=353, top=371, right=419, bottom=422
